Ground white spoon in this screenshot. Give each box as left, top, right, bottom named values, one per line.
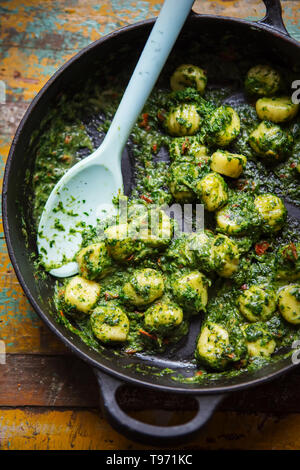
left=37, top=0, right=195, bottom=278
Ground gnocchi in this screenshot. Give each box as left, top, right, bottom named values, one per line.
left=254, top=194, right=287, bottom=233
left=238, top=284, right=277, bottom=322
left=64, top=276, right=101, bottom=314
left=256, top=96, right=299, bottom=123
left=91, top=304, right=129, bottom=342
left=165, top=104, right=201, bottom=136
left=172, top=270, right=209, bottom=313
left=144, top=301, right=183, bottom=335
left=122, top=268, right=164, bottom=307
left=196, top=322, right=230, bottom=370
left=196, top=172, right=228, bottom=212
left=211, top=150, right=247, bottom=178
left=76, top=242, right=112, bottom=280
left=245, top=64, right=281, bottom=96
left=208, top=106, right=240, bottom=147
left=278, top=285, right=300, bottom=325
left=249, top=121, right=293, bottom=160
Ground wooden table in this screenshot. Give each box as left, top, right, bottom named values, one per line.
left=0, top=0, right=300, bottom=450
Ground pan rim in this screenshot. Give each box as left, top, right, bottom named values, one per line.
left=2, top=14, right=300, bottom=395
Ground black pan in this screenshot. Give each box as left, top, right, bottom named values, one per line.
left=3, top=0, right=300, bottom=444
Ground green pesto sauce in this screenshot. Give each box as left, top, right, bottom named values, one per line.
left=30, top=55, right=300, bottom=384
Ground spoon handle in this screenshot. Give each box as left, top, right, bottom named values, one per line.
left=99, top=0, right=195, bottom=155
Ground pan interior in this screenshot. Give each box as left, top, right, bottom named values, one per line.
left=5, top=17, right=300, bottom=391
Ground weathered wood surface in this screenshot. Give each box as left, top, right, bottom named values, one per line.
left=0, top=0, right=300, bottom=450
left=2, top=409, right=300, bottom=450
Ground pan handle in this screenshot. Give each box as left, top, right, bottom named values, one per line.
left=94, top=368, right=225, bottom=445
left=191, top=0, right=289, bottom=37
left=257, top=0, right=289, bottom=36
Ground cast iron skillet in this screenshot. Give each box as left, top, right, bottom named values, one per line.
left=2, top=0, right=300, bottom=444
